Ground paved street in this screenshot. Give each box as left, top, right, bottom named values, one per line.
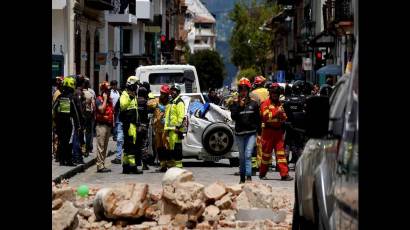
left=65, top=137, right=295, bottom=193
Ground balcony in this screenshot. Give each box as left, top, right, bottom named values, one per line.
left=195, top=28, right=216, bottom=37
left=85, top=0, right=113, bottom=10
left=105, top=0, right=151, bottom=26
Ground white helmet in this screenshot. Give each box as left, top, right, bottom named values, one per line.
left=126, top=76, right=139, bottom=86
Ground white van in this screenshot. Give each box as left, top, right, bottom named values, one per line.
left=136, top=64, right=202, bottom=97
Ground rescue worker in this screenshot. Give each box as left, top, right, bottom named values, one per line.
left=52, top=76, right=82, bottom=166
left=251, top=75, right=270, bottom=174
left=136, top=83, right=150, bottom=170
left=95, top=81, right=114, bottom=173
left=230, top=78, right=260, bottom=183
left=164, top=84, right=186, bottom=168
left=119, top=76, right=143, bottom=174
left=72, top=75, right=85, bottom=164
left=147, top=84, right=171, bottom=172
left=259, top=83, right=293, bottom=181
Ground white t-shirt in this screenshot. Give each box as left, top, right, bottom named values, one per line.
left=110, top=89, right=120, bottom=107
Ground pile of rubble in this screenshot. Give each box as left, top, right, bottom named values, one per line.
left=52, top=168, right=293, bottom=230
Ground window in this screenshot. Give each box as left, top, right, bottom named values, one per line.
left=148, top=72, right=184, bottom=84
left=122, top=29, right=132, bottom=53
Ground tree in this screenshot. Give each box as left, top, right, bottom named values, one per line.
left=188, top=50, right=226, bottom=90
left=229, top=0, right=280, bottom=76
left=236, top=67, right=261, bottom=84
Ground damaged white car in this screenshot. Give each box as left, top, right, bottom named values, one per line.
left=138, top=65, right=239, bottom=166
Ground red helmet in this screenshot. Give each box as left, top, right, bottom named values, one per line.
left=253, top=75, right=266, bottom=85
left=269, top=83, right=282, bottom=94
left=99, top=81, right=110, bottom=92
left=160, top=84, right=170, bottom=94
left=238, top=78, right=252, bottom=89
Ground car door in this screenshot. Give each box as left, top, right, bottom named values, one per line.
left=331, top=45, right=359, bottom=230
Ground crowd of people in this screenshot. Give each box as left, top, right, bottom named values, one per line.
left=227, top=75, right=334, bottom=183
left=52, top=75, right=187, bottom=174
left=51, top=73, right=333, bottom=181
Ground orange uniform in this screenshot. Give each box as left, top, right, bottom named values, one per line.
left=259, top=98, right=289, bottom=177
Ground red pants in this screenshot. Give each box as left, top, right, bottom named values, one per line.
left=259, top=128, right=289, bottom=177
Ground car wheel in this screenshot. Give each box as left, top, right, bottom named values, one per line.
left=229, top=158, right=239, bottom=167
left=202, top=123, right=234, bottom=156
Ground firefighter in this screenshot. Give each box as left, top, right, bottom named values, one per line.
left=251, top=75, right=270, bottom=174
left=52, top=76, right=82, bottom=166
left=119, top=76, right=143, bottom=174
left=147, top=84, right=171, bottom=172
left=164, top=84, right=185, bottom=168
left=259, top=83, right=293, bottom=181
left=230, top=78, right=261, bottom=183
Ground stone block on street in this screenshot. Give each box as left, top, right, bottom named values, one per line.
left=204, top=181, right=227, bottom=201
left=203, top=205, right=220, bottom=221
left=52, top=201, right=79, bottom=230
left=162, top=167, right=194, bottom=186
left=158, top=214, right=172, bottom=225
left=215, top=192, right=233, bottom=210
left=54, top=187, right=75, bottom=202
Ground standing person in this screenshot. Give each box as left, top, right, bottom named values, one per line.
left=259, top=83, right=293, bottom=181
left=52, top=76, right=82, bottom=166
left=229, top=78, right=260, bottom=183
left=208, top=88, right=221, bottom=105
left=72, top=75, right=85, bottom=164
left=251, top=75, right=269, bottom=174
left=82, top=78, right=95, bottom=156
left=53, top=76, right=64, bottom=162
left=95, top=81, right=114, bottom=173
left=147, top=84, right=171, bottom=172
left=164, top=84, right=186, bottom=168
left=110, top=80, right=124, bottom=164
left=120, top=76, right=143, bottom=174
left=136, top=83, right=150, bottom=170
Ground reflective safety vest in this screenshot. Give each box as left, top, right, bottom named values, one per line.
left=164, top=95, right=185, bottom=131
left=120, top=91, right=138, bottom=143
left=58, top=97, right=71, bottom=114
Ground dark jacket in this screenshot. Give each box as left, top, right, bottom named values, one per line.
left=229, top=96, right=261, bottom=135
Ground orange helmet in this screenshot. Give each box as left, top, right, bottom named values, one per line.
left=253, top=75, right=266, bottom=85
left=238, top=78, right=252, bottom=89
left=99, top=81, right=110, bottom=92
left=160, top=84, right=170, bottom=94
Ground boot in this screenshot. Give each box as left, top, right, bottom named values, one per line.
left=239, top=175, right=246, bottom=184
left=252, top=168, right=257, bottom=176
left=246, top=176, right=252, bottom=181
left=130, top=166, right=143, bottom=174
left=122, top=165, right=130, bottom=174
left=281, top=175, right=294, bottom=181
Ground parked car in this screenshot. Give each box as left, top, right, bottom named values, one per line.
left=136, top=65, right=239, bottom=166
left=292, top=43, right=358, bottom=230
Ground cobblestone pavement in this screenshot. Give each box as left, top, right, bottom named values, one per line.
left=67, top=146, right=295, bottom=193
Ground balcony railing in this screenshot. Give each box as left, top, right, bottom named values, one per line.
left=323, top=0, right=353, bottom=27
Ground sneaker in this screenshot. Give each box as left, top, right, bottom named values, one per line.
left=111, top=158, right=122, bottom=164
left=97, top=168, right=112, bottom=173
left=281, top=175, right=294, bottom=181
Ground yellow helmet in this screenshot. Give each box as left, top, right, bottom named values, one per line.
left=63, top=76, right=76, bottom=90
left=126, top=76, right=139, bottom=86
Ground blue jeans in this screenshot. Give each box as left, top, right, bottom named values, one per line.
left=115, top=121, right=124, bottom=160
left=72, top=131, right=83, bottom=162
left=236, top=134, right=256, bottom=177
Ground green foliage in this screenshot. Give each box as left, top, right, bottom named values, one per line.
left=188, top=50, right=226, bottom=90
left=237, top=67, right=261, bottom=83
left=229, top=0, right=280, bottom=75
